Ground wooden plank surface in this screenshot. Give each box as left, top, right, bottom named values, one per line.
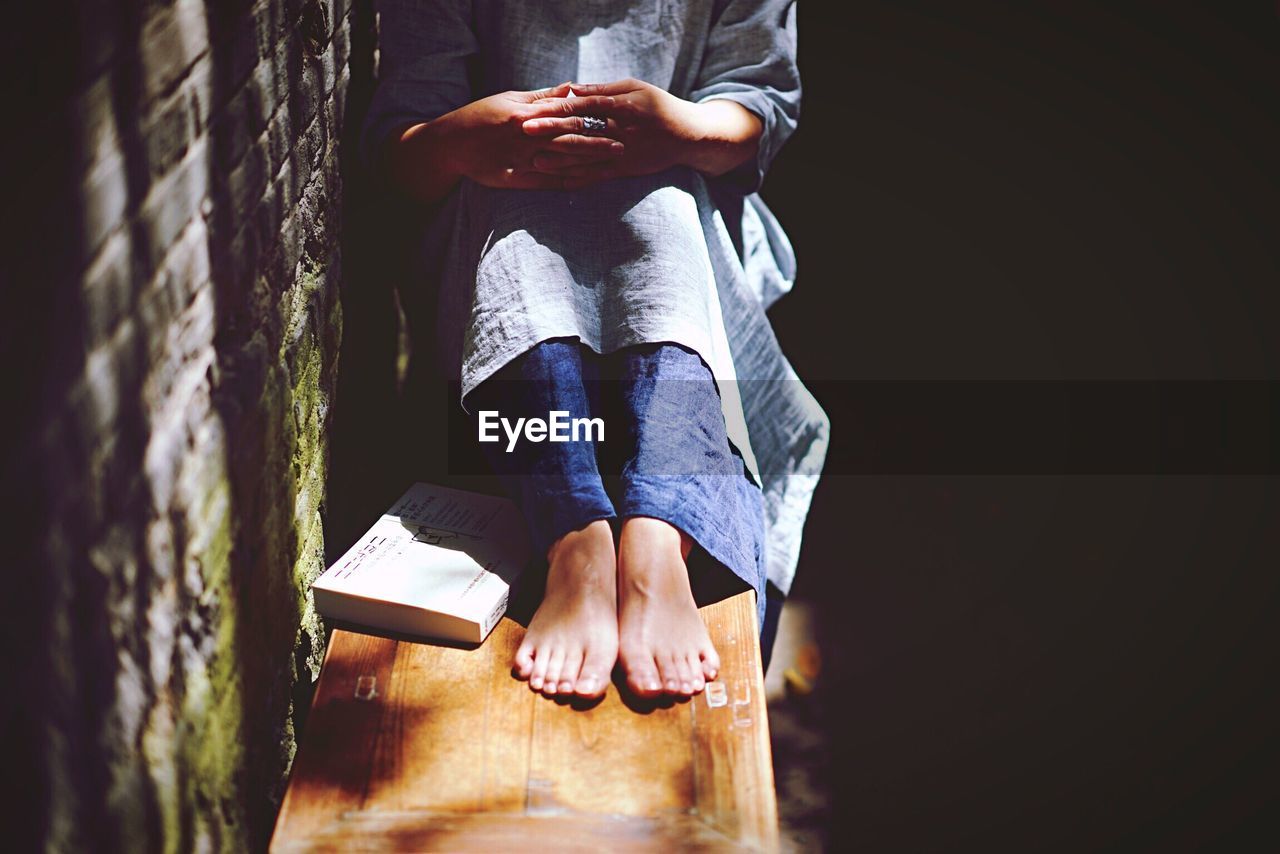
left=271, top=591, right=778, bottom=852
left=692, top=595, right=779, bottom=846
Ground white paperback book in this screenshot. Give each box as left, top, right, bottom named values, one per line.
left=311, top=483, right=530, bottom=644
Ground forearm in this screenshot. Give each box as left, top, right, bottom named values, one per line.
left=384, top=116, right=465, bottom=205
left=676, top=99, right=764, bottom=178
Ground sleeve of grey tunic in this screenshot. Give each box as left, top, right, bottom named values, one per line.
left=688, top=0, right=801, bottom=194
left=360, top=0, right=477, bottom=169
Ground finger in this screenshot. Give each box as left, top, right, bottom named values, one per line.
left=517, top=94, right=616, bottom=121
left=569, top=78, right=643, bottom=96
left=521, top=115, right=622, bottom=137
left=518, top=81, right=573, bottom=102
left=530, top=150, right=618, bottom=172
left=540, top=134, right=624, bottom=155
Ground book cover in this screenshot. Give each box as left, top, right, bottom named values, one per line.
left=312, top=483, right=530, bottom=644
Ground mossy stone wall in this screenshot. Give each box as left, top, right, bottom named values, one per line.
left=3, top=1, right=366, bottom=849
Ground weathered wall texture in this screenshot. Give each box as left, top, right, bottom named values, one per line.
left=3, top=0, right=367, bottom=849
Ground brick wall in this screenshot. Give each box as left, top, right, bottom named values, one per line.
left=3, top=1, right=369, bottom=849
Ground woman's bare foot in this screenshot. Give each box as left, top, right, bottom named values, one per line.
left=616, top=517, right=721, bottom=698
left=513, top=519, right=619, bottom=699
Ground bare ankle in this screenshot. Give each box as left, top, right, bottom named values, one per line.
left=617, top=517, right=697, bottom=599
left=619, top=516, right=691, bottom=558
left=546, top=519, right=616, bottom=588
left=547, top=518, right=614, bottom=560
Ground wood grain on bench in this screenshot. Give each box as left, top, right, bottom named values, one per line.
left=271, top=590, right=777, bottom=852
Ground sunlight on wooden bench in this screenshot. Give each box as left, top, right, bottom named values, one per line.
left=270, top=591, right=778, bottom=851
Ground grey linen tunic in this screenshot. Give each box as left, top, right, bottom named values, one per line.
left=364, top=0, right=829, bottom=595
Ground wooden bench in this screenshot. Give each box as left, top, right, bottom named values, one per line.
left=270, top=590, right=778, bottom=851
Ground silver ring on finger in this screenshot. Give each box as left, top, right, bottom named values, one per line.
left=581, top=116, right=608, bottom=133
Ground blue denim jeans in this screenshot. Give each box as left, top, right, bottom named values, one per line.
left=466, top=338, right=769, bottom=633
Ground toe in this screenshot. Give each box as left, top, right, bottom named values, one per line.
left=541, top=647, right=567, bottom=696
left=700, top=644, right=721, bottom=682
left=674, top=655, right=695, bottom=696
left=529, top=647, right=549, bottom=691
left=558, top=649, right=584, bottom=695
left=686, top=653, right=705, bottom=692
left=623, top=651, right=663, bottom=697
left=658, top=652, right=682, bottom=695
left=576, top=648, right=614, bottom=698
left=573, top=672, right=599, bottom=698
left=514, top=641, right=535, bottom=679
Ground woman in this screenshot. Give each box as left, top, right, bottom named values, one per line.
left=363, top=0, right=828, bottom=700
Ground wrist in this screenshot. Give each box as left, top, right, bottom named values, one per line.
left=675, top=99, right=763, bottom=177
left=401, top=112, right=466, bottom=179
left=385, top=112, right=468, bottom=204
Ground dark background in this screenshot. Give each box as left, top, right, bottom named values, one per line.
left=757, top=1, right=1279, bottom=850
left=768, top=1, right=1278, bottom=382
left=322, top=2, right=1280, bottom=850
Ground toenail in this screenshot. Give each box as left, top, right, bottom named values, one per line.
left=647, top=680, right=660, bottom=691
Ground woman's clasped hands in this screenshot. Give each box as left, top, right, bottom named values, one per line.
left=520, top=78, right=714, bottom=189
left=392, top=78, right=760, bottom=200
left=418, top=81, right=622, bottom=190
left=443, top=78, right=706, bottom=190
